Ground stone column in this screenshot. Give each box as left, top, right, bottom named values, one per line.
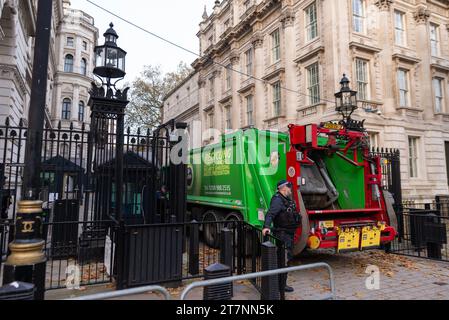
left=252, top=34, right=264, bottom=128
left=413, top=6, right=432, bottom=119
left=375, top=0, right=396, bottom=115
left=281, top=10, right=296, bottom=126
left=230, top=52, right=240, bottom=130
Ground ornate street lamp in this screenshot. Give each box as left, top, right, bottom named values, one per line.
left=94, top=23, right=127, bottom=84
left=335, top=74, right=358, bottom=124
left=87, top=23, right=129, bottom=227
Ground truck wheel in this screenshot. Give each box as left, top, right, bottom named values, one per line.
left=203, top=210, right=223, bottom=248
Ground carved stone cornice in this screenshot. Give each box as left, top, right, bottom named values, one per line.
left=414, top=6, right=430, bottom=25
left=374, top=0, right=393, bottom=11
left=0, top=64, right=28, bottom=96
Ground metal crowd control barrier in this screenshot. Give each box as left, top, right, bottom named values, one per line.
left=66, top=285, right=171, bottom=300
left=181, top=263, right=336, bottom=300
left=65, top=263, right=335, bottom=301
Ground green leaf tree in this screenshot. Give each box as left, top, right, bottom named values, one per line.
left=125, top=62, right=192, bottom=131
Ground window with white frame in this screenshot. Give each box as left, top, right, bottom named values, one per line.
left=67, top=37, right=74, bottom=47
left=82, top=41, right=88, bottom=51
left=226, top=64, right=232, bottom=90
left=408, top=136, right=419, bottom=178
left=245, top=48, right=253, bottom=76
left=64, top=54, right=74, bottom=73
left=272, top=82, right=281, bottom=117
left=246, top=95, right=254, bottom=126
left=394, top=10, right=406, bottom=46
left=78, top=101, right=85, bottom=122
left=433, top=77, right=444, bottom=113
left=271, top=29, right=281, bottom=63
left=225, top=106, right=232, bottom=130
left=62, top=98, right=72, bottom=120
left=307, top=63, right=320, bottom=105
left=430, top=24, right=439, bottom=56
left=355, top=58, right=369, bottom=100
left=352, top=0, right=365, bottom=33
left=397, top=69, right=410, bottom=108
left=305, top=2, right=318, bottom=42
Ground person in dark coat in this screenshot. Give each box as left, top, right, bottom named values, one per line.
left=263, top=180, right=301, bottom=293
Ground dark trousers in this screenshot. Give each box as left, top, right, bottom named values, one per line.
left=274, top=230, right=294, bottom=291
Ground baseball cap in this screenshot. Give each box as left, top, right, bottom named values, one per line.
left=277, top=180, right=293, bottom=189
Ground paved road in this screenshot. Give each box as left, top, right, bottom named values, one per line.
left=45, top=250, right=449, bottom=300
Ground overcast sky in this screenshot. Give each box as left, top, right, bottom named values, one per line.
left=71, top=0, right=207, bottom=81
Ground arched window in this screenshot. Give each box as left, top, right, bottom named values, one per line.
left=62, top=98, right=71, bottom=120
left=78, top=101, right=85, bottom=122
left=80, top=58, right=87, bottom=76
left=64, top=54, right=74, bottom=72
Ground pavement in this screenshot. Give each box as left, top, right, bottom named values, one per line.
left=44, top=250, right=449, bottom=300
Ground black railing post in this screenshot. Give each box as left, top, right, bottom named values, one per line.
left=220, top=228, right=233, bottom=269
left=276, top=238, right=286, bottom=300
left=188, top=220, right=199, bottom=276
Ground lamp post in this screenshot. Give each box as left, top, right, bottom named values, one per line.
left=85, top=23, right=129, bottom=289
left=87, top=23, right=128, bottom=223
left=2, top=0, right=53, bottom=300
left=335, top=74, right=358, bottom=125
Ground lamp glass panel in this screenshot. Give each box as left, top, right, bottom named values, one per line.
left=106, top=48, right=118, bottom=68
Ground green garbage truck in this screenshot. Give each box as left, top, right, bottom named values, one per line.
left=187, top=123, right=398, bottom=256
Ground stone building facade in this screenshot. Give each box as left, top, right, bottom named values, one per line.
left=0, top=0, right=97, bottom=130
left=163, top=0, right=449, bottom=201
left=52, top=0, right=98, bottom=130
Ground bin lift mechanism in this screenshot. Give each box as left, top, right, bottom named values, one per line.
left=286, top=121, right=397, bottom=252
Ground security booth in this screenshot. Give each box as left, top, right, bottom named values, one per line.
left=97, top=151, right=155, bottom=225
left=41, top=156, right=85, bottom=259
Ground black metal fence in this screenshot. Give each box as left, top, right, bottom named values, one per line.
left=44, top=220, right=116, bottom=290
left=370, top=148, right=402, bottom=206
left=389, top=207, right=448, bottom=262
left=115, top=219, right=285, bottom=295
left=0, top=118, right=188, bottom=290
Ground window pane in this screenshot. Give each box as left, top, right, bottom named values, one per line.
left=305, top=2, right=318, bottom=41
left=408, top=137, right=418, bottom=178
left=272, top=82, right=281, bottom=116
left=352, top=0, right=364, bottom=33
left=64, top=55, right=74, bottom=72
left=272, top=30, right=280, bottom=62
left=307, top=63, right=320, bottom=105
left=247, top=95, right=254, bottom=126
left=394, top=11, right=405, bottom=46
left=356, top=59, right=369, bottom=100
left=434, top=78, right=443, bottom=113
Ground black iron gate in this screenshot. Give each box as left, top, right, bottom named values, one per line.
left=0, top=118, right=188, bottom=290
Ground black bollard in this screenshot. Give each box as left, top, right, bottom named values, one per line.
left=203, top=263, right=232, bottom=300
left=260, top=241, right=280, bottom=300
left=189, top=220, right=200, bottom=276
